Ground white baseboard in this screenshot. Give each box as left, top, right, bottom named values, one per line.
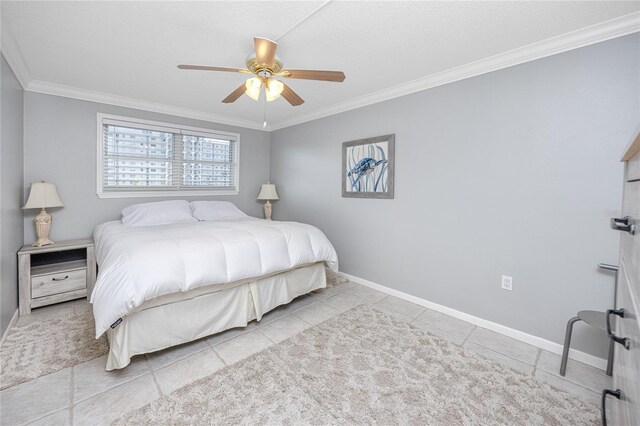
left=340, top=272, right=608, bottom=371
left=0, top=309, right=19, bottom=348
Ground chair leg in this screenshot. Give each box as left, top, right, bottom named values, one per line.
left=606, top=337, right=615, bottom=376
left=560, top=317, right=581, bottom=376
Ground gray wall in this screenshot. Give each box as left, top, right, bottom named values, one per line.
left=270, top=34, right=640, bottom=358
left=23, top=93, right=270, bottom=243
left=1, top=55, right=24, bottom=336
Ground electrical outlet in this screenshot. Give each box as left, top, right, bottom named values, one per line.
left=501, top=275, right=513, bottom=291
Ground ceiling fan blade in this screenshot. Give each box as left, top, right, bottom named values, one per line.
left=254, top=37, right=278, bottom=68
left=281, top=83, right=304, bottom=106
left=279, top=69, right=345, bottom=82
left=178, top=65, right=250, bottom=74
left=222, top=84, right=247, bottom=104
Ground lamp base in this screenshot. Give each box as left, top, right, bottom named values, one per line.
left=33, top=208, right=54, bottom=247
left=263, top=200, right=273, bottom=220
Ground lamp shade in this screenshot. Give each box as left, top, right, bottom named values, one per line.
left=257, top=183, right=279, bottom=201
left=23, top=182, right=63, bottom=209
left=245, top=77, right=262, bottom=101
left=265, top=78, right=284, bottom=102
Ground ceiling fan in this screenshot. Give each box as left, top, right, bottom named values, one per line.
left=178, top=37, right=345, bottom=107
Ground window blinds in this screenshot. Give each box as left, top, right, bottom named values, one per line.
left=101, top=118, right=238, bottom=193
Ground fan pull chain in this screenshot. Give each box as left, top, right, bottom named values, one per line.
left=263, top=87, right=267, bottom=129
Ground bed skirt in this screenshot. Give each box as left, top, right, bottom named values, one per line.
left=105, top=263, right=326, bottom=370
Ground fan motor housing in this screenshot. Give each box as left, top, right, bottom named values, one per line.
left=246, top=54, right=283, bottom=75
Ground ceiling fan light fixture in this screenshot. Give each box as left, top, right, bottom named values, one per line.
left=178, top=36, right=343, bottom=107
left=245, top=77, right=262, bottom=101
left=265, top=78, right=284, bottom=102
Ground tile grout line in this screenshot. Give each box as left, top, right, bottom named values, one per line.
left=292, top=312, right=313, bottom=327
left=69, top=366, right=75, bottom=426
left=533, top=348, right=543, bottom=367
left=147, top=343, right=211, bottom=372
left=72, top=369, right=152, bottom=406
left=257, top=329, right=277, bottom=345
left=144, top=357, right=164, bottom=397
left=210, top=346, right=228, bottom=367
left=19, top=366, right=77, bottom=426
left=411, top=308, right=427, bottom=320
left=461, top=325, right=476, bottom=346
left=535, top=367, right=603, bottom=397
left=209, top=346, right=227, bottom=367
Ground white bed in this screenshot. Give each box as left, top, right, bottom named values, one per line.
left=92, top=216, right=338, bottom=370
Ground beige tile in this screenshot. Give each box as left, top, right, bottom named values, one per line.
left=466, top=327, right=539, bottom=365
left=153, top=348, right=225, bottom=395
left=534, top=369, right=600, bottom=405
left=73, top=355, right=150, bottom=403
left=70, top=299, right=92, bottom=316
left=145, top=338, right=209, bottom=371
left=295, top=302, right=341, bottom=326
left=16, top=302, right=75, bottom=326
left=309, top=282, right=353, bottom=300
left=463, top=342, right=534, bottom=375
left=536, top=350, right=612, bottom=392
left=256, top=305, right=290, bottom=325
left=346, top=285, right=388, bottom=303
left=72, top=374, right=159, bottom=426
left=205, top=322, right=257, bottom=346
left=212, top=330, right=273, bottom=365
left=372, top=305, right=414, bottom=323
left=412, top=320, right=467, bottom=346
left=324, top=292, right=368, bottom=312
left=281, top=294, right=319, bottom=314
left=0, top=368, right=71, bottom=425
left=260, top=315, right=310, bottom=344
left=26, top=409, right=71, bottom=426
left=415, top=309, right=475, bottom=338
left=374, top=296, right=425, bottom=319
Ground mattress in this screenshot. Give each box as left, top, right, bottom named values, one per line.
left=92, top=219, right=338, bottom=337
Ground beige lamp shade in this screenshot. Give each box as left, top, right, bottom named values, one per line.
left=23, top=182, right=63, bottom=209
left=257, top=183, right=279, bottom=201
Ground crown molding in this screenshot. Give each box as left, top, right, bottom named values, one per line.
left=1, top=12, right=265, bottom=130
left=3, top=10, right=638, bottom=132
left=26, top=80, right=266, bottom=131
left=0, top=17, right=32, bottom=88
left=269, top=11, right=640, bottom=131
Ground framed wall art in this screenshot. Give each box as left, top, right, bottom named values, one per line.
left=342, top=134, right=395, bottom=199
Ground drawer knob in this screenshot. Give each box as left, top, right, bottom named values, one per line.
left=52, top=275, right=69, bottom=281
left=606, top=309, right=631, bottom=350
left=601, top=388, right=621, bottom=426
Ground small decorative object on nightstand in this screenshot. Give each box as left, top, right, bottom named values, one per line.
left=257, top=182, right=279, bottom=220
left=18, top=239, right=96, bottom=315
left=23, top=181, right=64, bottom=247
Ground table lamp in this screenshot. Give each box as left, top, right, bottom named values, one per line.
left=257, top=183, right=279, bottom=220
left=23, top=181, right=63, bottom=247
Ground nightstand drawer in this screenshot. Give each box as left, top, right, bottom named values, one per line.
left=31, top=268, right=87, bottom=298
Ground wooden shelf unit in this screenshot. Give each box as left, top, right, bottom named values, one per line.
left=18, top=239, right=96, bottom=315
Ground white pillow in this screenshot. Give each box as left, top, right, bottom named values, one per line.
left=121, top=200, right=197, bottom=227
left=190, top=201, right=248, bottom=221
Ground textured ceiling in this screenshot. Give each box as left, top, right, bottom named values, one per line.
left=2, top=1, right=639, bottom=129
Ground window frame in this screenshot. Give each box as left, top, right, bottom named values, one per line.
left=96, top=113, right=240, bottom=199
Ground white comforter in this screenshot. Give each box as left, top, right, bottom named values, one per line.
left=91, top=218, right=338, bottom=337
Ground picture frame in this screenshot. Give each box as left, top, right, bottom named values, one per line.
left=342, top=134, right=395, bottom=199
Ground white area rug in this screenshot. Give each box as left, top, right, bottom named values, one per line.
left=0, top=267, right=344, bottom=391
left=115, top=305, right=599, bottom=425
left=0, top=312, right=108, bottom=390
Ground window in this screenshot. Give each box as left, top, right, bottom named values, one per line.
left=97, top=114, right=239, bottom=198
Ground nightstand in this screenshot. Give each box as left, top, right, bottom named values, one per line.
left=18, top=239, right=96, bottom=315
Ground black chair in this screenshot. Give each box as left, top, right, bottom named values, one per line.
left=560, top=263, right=618, bottom=377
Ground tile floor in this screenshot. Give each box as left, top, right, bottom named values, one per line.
left=0, top=281, right=611, bottom=425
